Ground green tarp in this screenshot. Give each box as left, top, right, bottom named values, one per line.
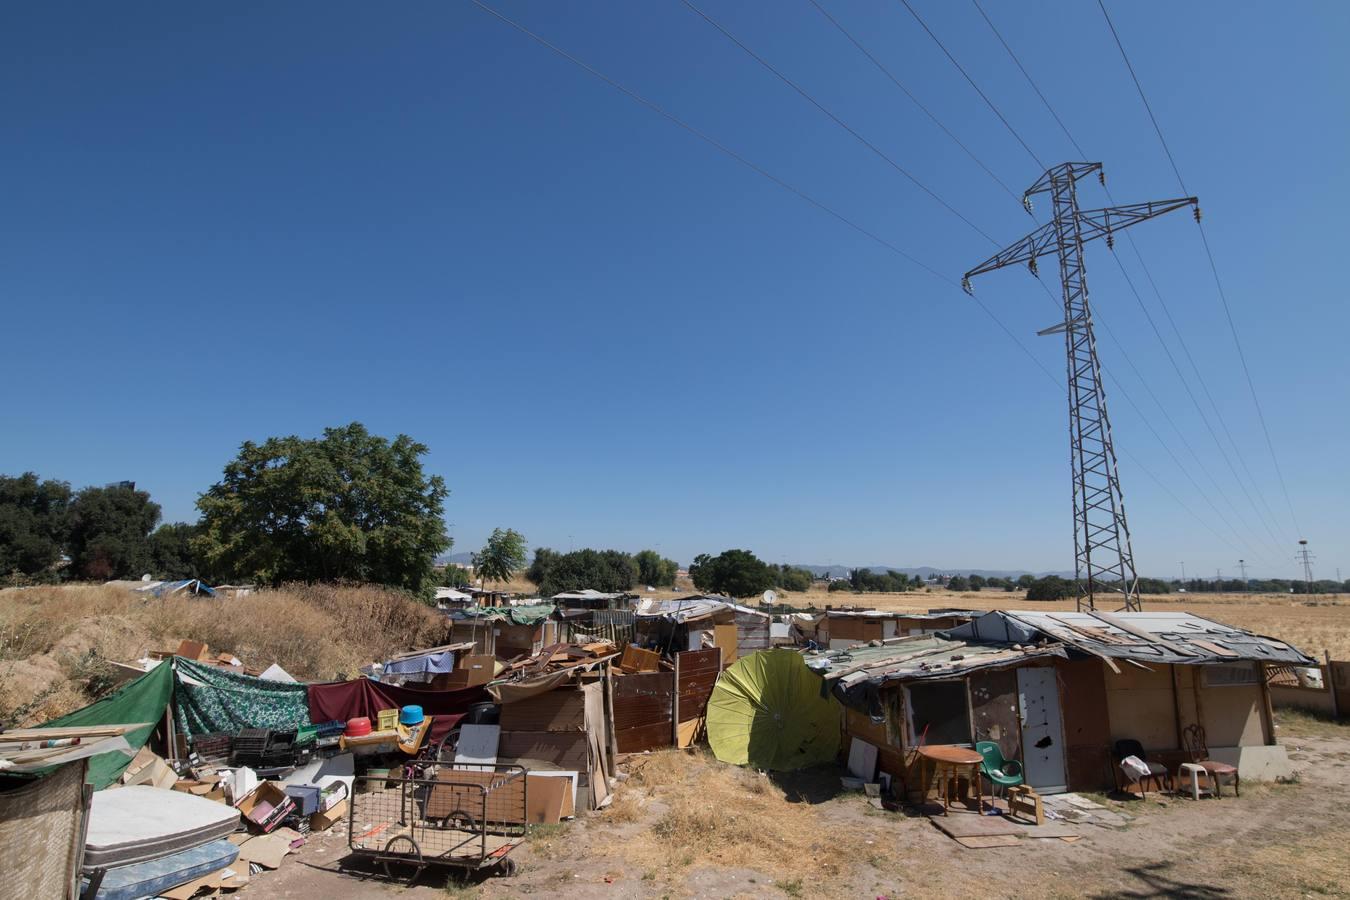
left=174, top=657, right=312, bottom=739
left=451, top=604, right=554, bottom=625
left=40, top=662, right=174, bottom=789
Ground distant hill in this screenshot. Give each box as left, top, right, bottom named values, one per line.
left=795, top=564, right=1076, bottom=580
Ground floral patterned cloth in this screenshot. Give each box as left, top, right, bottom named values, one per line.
left=174, top=657, right=312, bottom=739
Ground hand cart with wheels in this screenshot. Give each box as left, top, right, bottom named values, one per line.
left=347, top=764, right=527, bottom=883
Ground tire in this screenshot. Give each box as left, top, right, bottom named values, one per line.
left=381, top=836, right=424, bottom=886
left=433, top=727, right=462, bottom=762
left=445, top=808, right=478, bottom=832
left=497, top=856, right=519, bottom=878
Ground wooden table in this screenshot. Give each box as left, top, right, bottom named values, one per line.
left=916, top=745, right=987, bottom=816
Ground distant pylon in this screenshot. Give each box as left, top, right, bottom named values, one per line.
left=1237, top=559, right=1249, bottom=589
left=1297, top=540, right=1316, bottom=593
left=964, top=162, right=1198, bottom=613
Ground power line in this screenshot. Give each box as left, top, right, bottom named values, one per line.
left=806, top=0, right=1023, bottom=205
left=466, top=0, right=1271, bottom=573
left=967, top=0, right=1294, bottom=557
left=1096, top=0, right=1303, bottom=539
left=896, top=0, right=1044, bottom=170
left=679, top=0, right=998, bottom=244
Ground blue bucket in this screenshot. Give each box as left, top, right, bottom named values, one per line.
left=398, top=705, right=424, bottom=726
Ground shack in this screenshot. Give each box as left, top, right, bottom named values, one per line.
left=812, top=609, right=1313, bottom=799
left=794, top=608, right=976, bottom=649
left=552, top=590, right=636, bottom=611
left=445, top=605, right=561, bottom=661
left=633, top=596, right=770, bottom=662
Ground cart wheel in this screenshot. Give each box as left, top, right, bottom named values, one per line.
left=381, top=836, right=424, bottom=885
left=497, top=856, right=519, bottom=878
left=444, top=808, right=478, bottom=832
left=433, top=727, right=461, bottom=761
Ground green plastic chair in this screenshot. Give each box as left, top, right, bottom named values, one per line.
left=974, top=741, right=1025, bottom=796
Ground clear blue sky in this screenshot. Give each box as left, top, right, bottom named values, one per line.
left=3, top=1, right=1346, bottom=579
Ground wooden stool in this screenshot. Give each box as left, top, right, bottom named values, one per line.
left=1007, top=785, right=1045, bottom=825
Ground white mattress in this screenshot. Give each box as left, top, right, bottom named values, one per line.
left=85, top=786, right=240, bottom=869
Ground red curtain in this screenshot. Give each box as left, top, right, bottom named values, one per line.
left=307, top=678, right=490, bottom=743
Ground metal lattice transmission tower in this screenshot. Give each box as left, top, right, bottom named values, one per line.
left=1297, top=539, right=1316, bottom=593
left=964, top=162, right=1198, bottom=612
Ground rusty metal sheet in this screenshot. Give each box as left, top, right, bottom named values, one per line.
left=969, top=667, right=1021, bottom=764
left=1058, top=658, right=1113, bottom=791
left=498, top=689, right=586, bottom=732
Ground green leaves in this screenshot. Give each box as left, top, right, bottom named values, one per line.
left=473, top=528, right=528, bottom=588
left=689, top=549, right=774, bottom=599
left=194, top=422, right=449, bottom=594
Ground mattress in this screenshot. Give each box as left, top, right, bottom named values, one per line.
left=82, top=839, right=238, bottom=900
left=84, top=786, right=240, bottom=869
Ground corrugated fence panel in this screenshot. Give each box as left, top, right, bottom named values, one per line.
left=676, top=649, right=721, bottom=725
left=612, top=672, right=673, bottom=753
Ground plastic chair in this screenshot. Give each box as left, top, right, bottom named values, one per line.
left=1181, top=724, right=1239, bottom=797
left=1114, top=739, right=1172, bottom=797
left=974, top=741, right=1024, bottom=798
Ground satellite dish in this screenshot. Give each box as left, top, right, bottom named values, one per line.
left=762, top=590, right=778, bottom=606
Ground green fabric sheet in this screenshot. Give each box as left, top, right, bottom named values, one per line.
left=707, top=648, right=840, bottom=771
left=174, top=656, right=312, bottom=738
left=452, top=604, right=554, bottom=625
left=40, top=661, right=174, bottom=789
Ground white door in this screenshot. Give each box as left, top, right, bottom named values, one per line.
left=1016, top=667, right=1067, bottom=793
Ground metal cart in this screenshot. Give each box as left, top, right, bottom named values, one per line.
left=346, top=764, right=527, bottom=883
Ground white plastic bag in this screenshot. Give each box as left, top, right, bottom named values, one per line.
left=1119, top=755, right=1151, bottom=781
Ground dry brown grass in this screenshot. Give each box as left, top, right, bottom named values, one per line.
left=0, top=582, right=449, bottom=726
left=601, top=750, right=894, bottom=893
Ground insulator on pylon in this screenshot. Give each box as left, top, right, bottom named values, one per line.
left=1105, top=232, right=1114, bottom=250
left=1193, top=206, right=1202, bottom=223
left=1022, top=195, right=1034, bottom=215
left=1028, top=257, right=1039, bottom=277
left=961, top=276, right=973, bottom=295
left=1098, top=170, right=1106, bottom=186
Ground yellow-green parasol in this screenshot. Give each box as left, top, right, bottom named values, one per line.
left=707, top=648, right=840, bottom=770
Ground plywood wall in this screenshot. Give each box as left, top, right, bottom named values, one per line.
left=1103, top=662, right=1177, bottom=749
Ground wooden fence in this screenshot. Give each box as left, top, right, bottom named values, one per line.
left=1268, top=653, right=1347, bottom=719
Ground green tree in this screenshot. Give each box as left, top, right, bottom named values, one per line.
left=634, top=549, right=678, bottom=588
left=148, top=522, right=202, bottom=579
left=195, top=423, right=449, bottom=594
left=1016, top=574, right=1035, bottom=590
left=528, top=547, right=639, bottom=596
left=0, top=472, right=72, bottom=579
left=774, top=565, right=814, bottom=592
left=947, top=574, right=970, bottom=592
left=1027, top=575, right=1073, bottom=601
left=442, top=564, right=473, bottom=588
left=968, top=574, right=987, bottom=591
left=68, top=484, right=161, bottom=580
left=689, top=549, right=775, bottom=598
left=474, top=527, right=528, bottom=589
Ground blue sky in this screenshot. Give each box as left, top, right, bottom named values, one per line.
left=2, top=1, right=1346, bottom=579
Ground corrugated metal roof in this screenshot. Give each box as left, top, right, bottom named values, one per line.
left=807, top=634, right=1065, bottom=687
left=944, top=610, right=1314, bottom=666
left=634, top=596, right=769, bottom=622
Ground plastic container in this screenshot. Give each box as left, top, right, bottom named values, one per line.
left=376, top=708, right=399, bottom=731
left=345, top=717, right=372, bottom=737
left=284, top=784, right=322, bottom=816
left=398, top=705, right=424, bottom=726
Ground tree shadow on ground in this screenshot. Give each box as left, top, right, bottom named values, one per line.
left=769, top=763, right=847, bottom=804
left=1091, top=861, right=1232, bottom=899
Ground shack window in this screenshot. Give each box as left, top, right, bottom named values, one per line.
left=906, top=680, right=972, bottom=745
left=1202, top=662, right=1260, bottom=687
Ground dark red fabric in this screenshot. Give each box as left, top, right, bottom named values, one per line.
left=307, top=678, right=490, bottom=744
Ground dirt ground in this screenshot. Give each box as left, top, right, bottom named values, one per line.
left=250, top=713, right=1350, bottom=899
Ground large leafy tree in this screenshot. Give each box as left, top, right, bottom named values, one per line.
left=0, top=473, right=72, bottom=579
left=148, top=522, right=202, bottom=580
left=633, top=549, right=678, bottom=588
left=68, top=484, right=161, bottom=580
left=195, top=423, right=449, bottom=594
left=473, top=528, right=527, bottom=589
left=1026, top=575, right=1073, bottom=601
left=689, top=549, right=774, bottom=598
left=527, top=547, right=639, bottom=597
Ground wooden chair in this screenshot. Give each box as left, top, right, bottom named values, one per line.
left=1113, top=739, right=1171, bottom=797
left=1181, top=724, right=1239, bottom=797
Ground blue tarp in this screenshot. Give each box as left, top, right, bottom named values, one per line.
left=383, top=649, right=457, bottom=677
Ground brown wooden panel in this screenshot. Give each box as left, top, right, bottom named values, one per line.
left=498, top=689, right=586, bottom=732
left=969, top=668, right=1021, bottom=763
left=1058, top=658, right=1113, bottom=791
left=496, top=731, right=589, bottom=770
left=616, top=721, right=674, bottom=753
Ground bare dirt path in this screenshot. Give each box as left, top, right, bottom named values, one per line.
left=252, top=717, right=1350, bottom=899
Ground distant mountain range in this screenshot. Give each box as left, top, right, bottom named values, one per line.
left=795, top=565, right=1076, bottom=580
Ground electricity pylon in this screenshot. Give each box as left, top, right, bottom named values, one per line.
left=964, top=162, right=1198, bottom=612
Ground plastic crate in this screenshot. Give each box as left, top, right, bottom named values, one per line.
left=376, top=709, right=399, bottom=732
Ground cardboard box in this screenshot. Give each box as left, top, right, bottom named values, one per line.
left=237, top=782, right=294, bottom=833
left=310, top=798, right=348, bottom=832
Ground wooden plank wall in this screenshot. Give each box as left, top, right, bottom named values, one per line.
left=612, top=672, right=674, bottom=753
left=674, top=649, right=721, bottom=746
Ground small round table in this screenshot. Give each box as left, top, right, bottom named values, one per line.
left=916, top=745, right=987, bottom=816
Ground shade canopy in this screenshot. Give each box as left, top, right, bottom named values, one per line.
left=707, top=648, right=840, bottom=771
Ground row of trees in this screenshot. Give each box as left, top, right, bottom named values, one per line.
left=522, top=546, right=678, bottom=597
left=829, top=568, right=924, bottom=593
left=2, top=423, right=453, bottom=594
left=687, top=550, right=817, bottom=598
